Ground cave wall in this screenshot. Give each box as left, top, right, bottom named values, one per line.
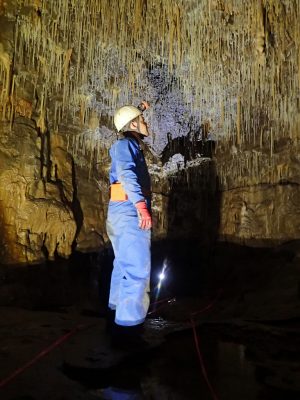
left=0, top=0, right=299, bottom=264
left=216, top=136, right=300, bottom=244
left=0, top=120, right=77, bottom=264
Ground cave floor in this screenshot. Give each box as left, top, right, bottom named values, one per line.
left=1, top=242, right=300, bottom=399
left=1, top=301, right=300, bottom=400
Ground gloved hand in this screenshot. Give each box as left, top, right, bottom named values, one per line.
left=135, top=201, right=152, bottom=230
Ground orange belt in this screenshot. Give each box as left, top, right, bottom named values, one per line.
left=110, top=182, right=151, bottom=201
left=110, top=182, right=128, bottom=201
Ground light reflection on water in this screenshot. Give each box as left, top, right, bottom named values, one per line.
left=98, top=386, right=144, bottom=399
left=90, top=335, right=261, bottom=400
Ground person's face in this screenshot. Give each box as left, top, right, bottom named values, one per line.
left=130, top=115, right=149, bottom=137
left=138, top=115, right=149, bottom=137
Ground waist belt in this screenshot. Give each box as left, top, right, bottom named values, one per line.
left=110, top=182, right=151, bottom=201
left=110, top=182, right=128, bottom=201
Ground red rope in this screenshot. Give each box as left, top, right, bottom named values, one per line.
left=148, top=297, right=174, bottom=316
left=191, top=317, right=220, bottom=400
left=0, top=324, right=90, bottom=389
left=191, top=289, right=223, bottom=318
left=188, top=290, right=223, bottom=400
left=149, top=297, right=174, bottom=307
left=1, top=290, right=223, bottom=399
left=149, top=290, right=223, bottom=400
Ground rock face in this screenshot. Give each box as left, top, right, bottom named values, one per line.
left=215, top=138, right=300, bottom=245
left=0, top=1, right=299, bottom=264
left=219, top=184, right=300, bottom=245
left=0, top=121, right=76, bottom=263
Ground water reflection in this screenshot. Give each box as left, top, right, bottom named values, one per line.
left=64, top=325, right=298, bottom=400
left=98, top=386, right=143, bottom=400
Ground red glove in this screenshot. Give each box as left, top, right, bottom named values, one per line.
left=135, top=201, right=152, bottom=230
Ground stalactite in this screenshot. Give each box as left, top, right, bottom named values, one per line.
left=0, top=0, right=298, bottom=186
left=0, top=43, right=12, bottom=120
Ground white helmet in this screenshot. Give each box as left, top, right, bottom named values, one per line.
left=114, top=105, right=142, bottom=132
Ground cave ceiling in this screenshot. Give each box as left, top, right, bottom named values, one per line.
left=0, top=0, right=298, bottom=157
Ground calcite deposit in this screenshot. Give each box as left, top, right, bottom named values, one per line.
left=0, top=0, right=299, bottom=263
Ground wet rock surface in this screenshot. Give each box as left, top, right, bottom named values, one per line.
left=1, top=303, right=300, bottom=399
left=0, top=243, right=300, bottom=399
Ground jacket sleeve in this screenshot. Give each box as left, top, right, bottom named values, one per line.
left=114, top=139, right=145, bottom=205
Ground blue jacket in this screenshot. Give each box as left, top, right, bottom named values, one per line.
left=109, top=134, right=151, bottom=205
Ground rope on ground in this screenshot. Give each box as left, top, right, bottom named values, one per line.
left=189, top=290, right=223, bottom=400
left=190, top=316, right=220, bottom=400
left=2, top=290, right=223, bottom=398
left=148, top=297, right=175, bottom=316
left=149, top=289, right=223, bottom=400
left=0, top=323, right=94, bottom=389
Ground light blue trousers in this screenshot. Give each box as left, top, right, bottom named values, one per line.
left=106, top=201, right=151, bottom=326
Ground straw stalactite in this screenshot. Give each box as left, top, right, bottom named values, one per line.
left=0, top=0, right=299, bottom=261
left=0, top=0, right=297, bottom=184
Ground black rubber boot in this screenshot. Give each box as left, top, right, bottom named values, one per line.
left=105, top=308, right=116, bottom=333
left=110, top=323, right=148, bottom=351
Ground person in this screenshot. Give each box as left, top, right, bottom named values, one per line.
left=106, top=101, right=152, bottom=346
